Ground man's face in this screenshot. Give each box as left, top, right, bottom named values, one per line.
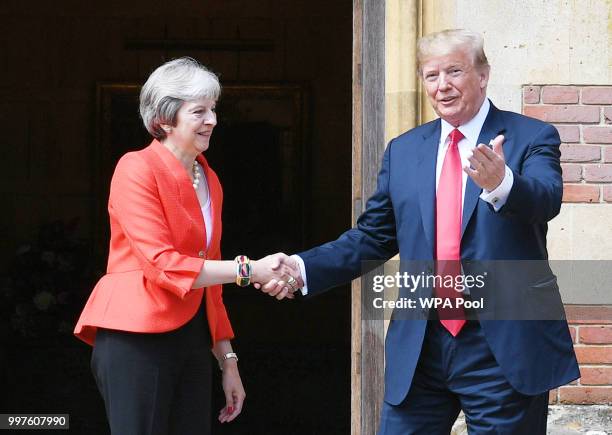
left=421, top=48, right=489, bottom=126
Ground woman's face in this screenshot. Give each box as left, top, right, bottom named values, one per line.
left=166, top=97, right=217, bottom=154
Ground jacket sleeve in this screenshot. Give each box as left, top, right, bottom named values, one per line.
left=298, top=142, right=399, bottom=295
left=501, top=123, right=563, bottom=223
left=207, top=249, right=235, bottom=342
left=109, top=153, right=204, bottom=298
left=210, top=285, right=235, bottom=342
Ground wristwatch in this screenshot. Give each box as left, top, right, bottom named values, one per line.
left=219, top=352, right=238, bottom=370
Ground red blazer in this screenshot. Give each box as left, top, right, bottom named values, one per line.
left=75, top=140, right=234, bottom=346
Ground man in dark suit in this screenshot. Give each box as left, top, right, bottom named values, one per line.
left=260, top=29, right=579, bottom=434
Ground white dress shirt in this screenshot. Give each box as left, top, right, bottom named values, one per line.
left=294, top=99, right=513, bottom=295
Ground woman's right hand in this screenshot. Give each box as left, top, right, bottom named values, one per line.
left=251, top=253, right=303, bottom=299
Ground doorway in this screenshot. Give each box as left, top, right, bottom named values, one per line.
left=0, top=1, right=353, bottom=433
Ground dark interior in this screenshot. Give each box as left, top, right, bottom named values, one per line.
left=0, top=1, right=353, bottom=433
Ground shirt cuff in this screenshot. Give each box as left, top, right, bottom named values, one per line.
left=291, top=254, right=308, bottom=296
left=479, top=165, right=514, bottom=212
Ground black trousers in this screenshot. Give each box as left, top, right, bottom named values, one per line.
left=91, top=301, right=212, bottom=435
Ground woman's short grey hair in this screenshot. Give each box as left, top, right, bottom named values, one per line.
left=139, top=57, right=221, bottom=140
left=416, top=29, right=489, bottom=76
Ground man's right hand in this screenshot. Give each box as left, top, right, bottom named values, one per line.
left=251, top=253, right=304, bottom=300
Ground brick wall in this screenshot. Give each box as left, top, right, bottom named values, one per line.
left=523, top=85, right=612, bottom=203
left=550, top=307, right=612, bottom=405
left=523, top=85, right=612, bottom=405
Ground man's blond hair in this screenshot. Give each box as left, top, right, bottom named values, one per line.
left=416, top=29, right=489, bottom=76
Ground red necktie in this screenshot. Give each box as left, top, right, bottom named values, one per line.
left=435, top=128, right=466, bottom=336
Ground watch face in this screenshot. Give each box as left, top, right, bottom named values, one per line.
left=224, top=352, right=238, bottom=361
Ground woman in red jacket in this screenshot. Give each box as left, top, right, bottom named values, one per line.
left=75, top=57, right=298, bottom=435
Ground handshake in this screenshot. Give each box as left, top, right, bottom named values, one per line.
left=250, top=253, right=305, bottom=300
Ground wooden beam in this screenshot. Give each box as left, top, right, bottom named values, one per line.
left=351, top=0, right=363, bottom=431
left=352, top=0, right=386, bottom=434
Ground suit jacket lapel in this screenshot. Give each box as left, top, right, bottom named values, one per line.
left=417, top=120, right=441, bottom=256
left=461, top=101, right=505, bottom=238
left=149, top=140, right=206, bottom=242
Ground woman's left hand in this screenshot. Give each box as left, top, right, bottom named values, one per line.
left=218, top=361, right=246, bottom=423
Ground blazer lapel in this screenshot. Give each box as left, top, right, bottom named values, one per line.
left=461, top=101, right=505, bottom=237
left=150, top=140, right=206, bottom=242
left=417, top=120, right=441, bottom=255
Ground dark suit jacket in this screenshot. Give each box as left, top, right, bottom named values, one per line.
left=299, top=101, right=579, bottom=404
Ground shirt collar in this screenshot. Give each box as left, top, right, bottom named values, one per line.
left=440, top=98, right=491, bottom=145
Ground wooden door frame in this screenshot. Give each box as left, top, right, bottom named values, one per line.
left=351, top=1, right=386, bottom=434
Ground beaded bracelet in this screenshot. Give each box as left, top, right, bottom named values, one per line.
left=235, top=255, right=252, bottom=287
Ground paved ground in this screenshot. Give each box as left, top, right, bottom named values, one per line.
left=451, top=406, right=611, bottom=434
